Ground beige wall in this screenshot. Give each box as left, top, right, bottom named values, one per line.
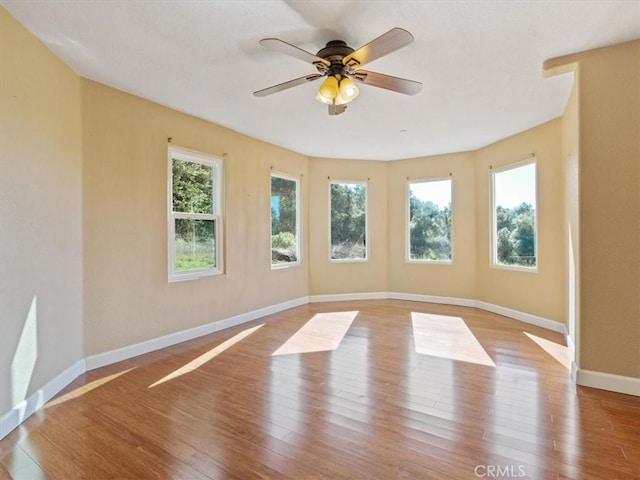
left=475, top=119, right=566, bottom=322
left=308, top=158, right=389, bottom=295
left=311, top=121, right=568, bottom=327
left=82, top=80, right=309, bottom=356
left=546, top=40, right=640, bottom=379
left=0, top=9, right=84, bottom=415
left=387, top=152, right=477, bottom=299
left=575, top=41, right=639, bottom=377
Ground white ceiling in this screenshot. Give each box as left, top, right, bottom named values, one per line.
left=3, top=1, right=640, bottom=160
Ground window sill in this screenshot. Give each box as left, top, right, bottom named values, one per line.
left=407, top=259, right=453, bottom=265
left=271, top=262, right=301, bottom=270
left=490, top=263, right=537, bottom=273
left=168, top=269, right=223, bottom=283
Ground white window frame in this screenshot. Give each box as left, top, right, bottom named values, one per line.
left=406, top=177, right=453, bottom=264
left=490, top=158, right=538, bottom=272
left=270, top=171, right=301, bottom=269
left=168, top=145, right=223, bottom=282
left=329, top=179, right=368, bottom=263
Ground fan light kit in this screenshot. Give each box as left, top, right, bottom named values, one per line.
left=253, top=28, right=422, bottom=115
left=315, top=75, right=359, bottom=106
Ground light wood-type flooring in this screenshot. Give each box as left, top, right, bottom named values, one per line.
left=1, top=300, right=639, bottom=479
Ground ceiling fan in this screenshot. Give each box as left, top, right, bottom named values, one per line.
left=253, top=27, right=422, bottom=115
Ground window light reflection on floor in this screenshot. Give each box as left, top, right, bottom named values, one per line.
left=46, top=368, right=135, bottom=408
left=271, top=311, right=358, bottom=356
left=149, top=323, right=264, bottom=388
left=523, top=332, right=571, bottom=370
left=411, top=312, right=496, bottom=367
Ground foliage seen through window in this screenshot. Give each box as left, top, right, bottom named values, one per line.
left=330, top=182, right=367, bottom=260
left=271, top=175, right=299, bottom=265
left=409, top=179, right=452, bottom=261
left=170, top=154, right=220, bottom=278
left=492, top=162, right=536, bottom=268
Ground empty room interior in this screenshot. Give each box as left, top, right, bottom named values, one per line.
left=1, top=1, right=639, bottom=479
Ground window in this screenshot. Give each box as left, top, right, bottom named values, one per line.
left=330, top=181, right=367, bottom=261
left=168, top=146, right=223, bottom=281
left=408, top=178, right=452, bottom=262
left=271, top=173, right=300, bottom=267
left=491, top=160, right=537, bottom=270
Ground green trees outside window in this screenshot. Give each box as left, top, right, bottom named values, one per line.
left=169, top=148, right=222, bottom=280
left=167, top=151, right=535, bottom=277
left=172, top=159, right=215, bottom=271
left=492, top=161, right=536, bottom=268
left=271, top=174, right=299, bottom=265
left=408, top=179, right=452, bottom=261
left=330, top=182, right=367, bottom=260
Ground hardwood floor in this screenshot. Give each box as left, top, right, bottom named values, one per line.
left=1, top=300, right=638, bottom=479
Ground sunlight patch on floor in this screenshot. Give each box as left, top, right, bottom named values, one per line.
left=46, top=368, right=135, bottom=408
left=524, top=332, right=571, bottom=370
left=411, top=312, right=496, bottom=367
left=271, top=311, right=358, bottom=356
left=149, top=324, right=264, bottom=388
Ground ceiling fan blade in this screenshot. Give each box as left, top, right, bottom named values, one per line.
left=343, top=28, right=414, bottom=68
left=253, top=74, right=323, bottom=97
left=259, top=38, right=330, bottom=67
left=352, top=70, right=422, bottom=95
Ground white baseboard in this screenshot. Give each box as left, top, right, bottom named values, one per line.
left=571, top=361, right=579, bottom=382
left=564, top=326, right=639, bottom=396
left=562, top=325, right=579, bottom=382
left=388, top=292, right=476, bottom=307
left=309, top=292, right=388, bottom=303
left=576, top=369, right=640, bottom=396
left=0, top=359, right=85, bottom=439
left=475, top=300, right=565, bottom=333
left=310, top=292, right=566, bottom=333
left=85, top=296, right=309, bottom=370
left=563, top=326, right=575, bottom=354
left=308, top=292, right=566, bottom=337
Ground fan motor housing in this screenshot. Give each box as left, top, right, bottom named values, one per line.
left=316, top=40, right=354, bottom=60
left=316, top=40, right=355, bottom=75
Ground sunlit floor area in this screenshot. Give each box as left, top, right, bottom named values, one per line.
left=1, top=300, right=638, bottom=479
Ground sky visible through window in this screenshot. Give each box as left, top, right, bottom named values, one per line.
left=495, top=163, right=536, bottom=208
left=410, top=165, right=535, bottom=208
left=410, top=179, right=451, bottom=207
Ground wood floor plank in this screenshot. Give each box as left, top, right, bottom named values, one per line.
left=1, top=300, right=639, bottom=479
